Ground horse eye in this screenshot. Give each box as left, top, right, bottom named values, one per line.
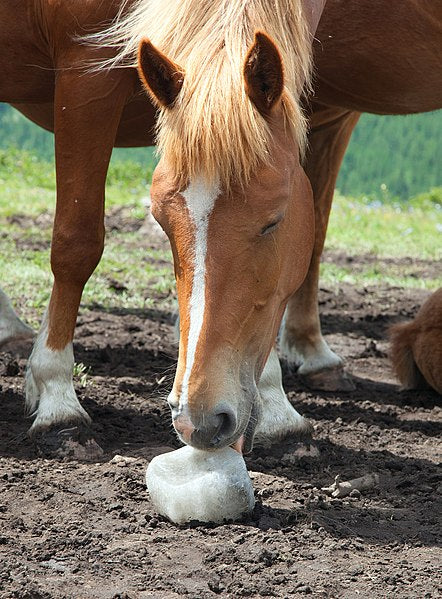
left=260, top=217, right=282, bottom=236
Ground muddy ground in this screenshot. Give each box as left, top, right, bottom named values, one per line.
left=0, top=225, right=441, bottom=598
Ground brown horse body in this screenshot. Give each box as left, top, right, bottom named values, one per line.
left=1, top=0, right=441, bottom=449
left=5, top=2, right=440, bottom=140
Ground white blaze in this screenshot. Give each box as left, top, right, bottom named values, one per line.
left=179, top=178, right=219, bottom=406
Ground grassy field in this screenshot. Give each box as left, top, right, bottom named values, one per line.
left=1, top=149, right=440, bottom=326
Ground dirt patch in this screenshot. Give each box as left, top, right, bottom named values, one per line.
left=0, top=266, right=441, bottom=598
left=322, top=249, right=441, bottom=281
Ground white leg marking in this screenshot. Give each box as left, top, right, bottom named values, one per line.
left=254, top=347, right=310, bottom=444
left=280, top=312, right=342, bottom=375
left=179, top=178, right=219, bottom=407
left=26, top=311, right=90, bottom=432
left=0, top=288, right=34, bottom=346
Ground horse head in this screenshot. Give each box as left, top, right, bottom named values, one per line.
left=138, top=31, right=314, bottom=452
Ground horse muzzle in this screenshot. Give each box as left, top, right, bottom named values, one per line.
left=171, top=396, right=259, bottom=453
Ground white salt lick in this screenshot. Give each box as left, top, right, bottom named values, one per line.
left=146, top=445, right=255, bottom=524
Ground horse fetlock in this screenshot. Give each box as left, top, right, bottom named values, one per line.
left=25, top=367, right=40, bottom=415
left=0, top=289, right=35, bottom=347
left=26, top=328, right=91, bottom=431
left=0, top=318, right=35, bottom=347
left=254, top=408, right=313, bottom=447
left=254, top=347, right=311, bottom=446
left=296, top=348, right=343, bottom=376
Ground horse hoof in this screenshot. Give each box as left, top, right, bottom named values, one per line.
left=31, top=423, right=104, bottom=461
left=252, top=420, right=317, bottom=461
left=253, top=416, right=314, bottom=449
left=300, top=366, right=355, bottom=392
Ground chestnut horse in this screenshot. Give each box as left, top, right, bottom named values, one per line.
left=390, top=288, right=442, bottom=395
left=0, top=0, right=440, bottom=455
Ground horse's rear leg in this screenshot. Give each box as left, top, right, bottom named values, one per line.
left=0, top=288, right=34, bottom=347
left=25, top=69, right=131, bottom=455
left=281, top=105, right=360, bottom=391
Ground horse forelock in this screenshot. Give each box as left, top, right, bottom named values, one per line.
left=88, top=0, right=312, bottom=190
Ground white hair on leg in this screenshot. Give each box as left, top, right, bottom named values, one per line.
left=254, top=347, right=311, bottom=445
left=0, top=288, right=34, bottom=347
left=26, top=311, right=90, bottom=433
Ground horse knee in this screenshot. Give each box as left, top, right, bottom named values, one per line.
left=51, top=228, right=104, bottom=286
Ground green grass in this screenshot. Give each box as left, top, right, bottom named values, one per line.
left=321, top=188, right=442, bottom=289
left=326, top=189, right=441, bottom=259
left=0, top=149, right=440, bottom=324
left=319, top=263, right=441, bottom=291
left=0, top=147, right=153, bottom=216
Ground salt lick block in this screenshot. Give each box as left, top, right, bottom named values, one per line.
left=146, top=446, right=255, bottom=524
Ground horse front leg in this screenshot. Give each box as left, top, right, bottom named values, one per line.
left=280, top=105, right=360, bottom=391
left=26, top=67, right=132, bottom=456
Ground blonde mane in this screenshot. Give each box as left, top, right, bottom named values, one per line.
left=89, top=0, right=312, bottom=189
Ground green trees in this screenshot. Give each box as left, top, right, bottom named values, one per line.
left=0, top=103, right=440, bottom=198
left=337, top=112, right=441, bottom=198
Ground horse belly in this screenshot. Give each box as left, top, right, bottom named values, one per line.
left=314, top=0, right=442, bottom=114
left=0, top=3, right=54, bottom=103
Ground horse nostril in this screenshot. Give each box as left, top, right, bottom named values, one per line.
left=212, top=410, right=236, bottom=445
left=191, top=404, right=237, bottom=449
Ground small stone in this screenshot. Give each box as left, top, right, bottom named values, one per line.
left=110, top=454, right=137, bottom=465
left=297, top=585, right=312, bottom=594
left=41, top=559, right=68, bottom=573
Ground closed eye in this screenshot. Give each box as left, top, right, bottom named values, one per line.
left=260, top=216, right=282, bottom=236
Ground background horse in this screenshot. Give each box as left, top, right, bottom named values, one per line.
left=281, top=1, right=442, bottom=392
left=390, top=288, right=442, bottom=395
left=0, top=0, right=440, bottom=455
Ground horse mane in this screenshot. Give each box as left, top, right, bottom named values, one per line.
left=88, top=0, right=312, bottom=189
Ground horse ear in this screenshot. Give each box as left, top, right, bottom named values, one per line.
left=243, top=31, right=284, bottom=115
left=137, top=39, right=185, bottom=108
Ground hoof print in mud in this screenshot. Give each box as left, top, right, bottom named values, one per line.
left=31, top=423, right=104, bottom=461
left=300, top=365, right=356, bottom=392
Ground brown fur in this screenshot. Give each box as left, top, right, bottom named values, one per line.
left=281, top=0, right=441, bottom=388
left=390, top=289, right=442, bottom=394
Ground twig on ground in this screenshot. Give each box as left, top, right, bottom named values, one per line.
left=322, top=473, right=380, bottom=498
